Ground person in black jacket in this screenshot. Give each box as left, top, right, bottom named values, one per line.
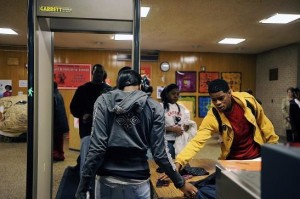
left=289, top=87, right=300, bottom=142
left=70, top=64, right=112, bottom=196
left=53, top=82, right=69, bottom=161
left=75, top=69, right=198, bottom=199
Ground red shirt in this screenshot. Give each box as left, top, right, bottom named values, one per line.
left=225, top=100, right=260, bottom=160
left=3, top=91, right=12, bottom=97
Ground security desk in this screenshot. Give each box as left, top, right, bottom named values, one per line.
left=216, top=160, right=261, bottom=199
left=148, top=159, right=216, bottom=199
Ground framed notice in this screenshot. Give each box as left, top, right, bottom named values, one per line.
left=156, top=86, right=164, bottom=99
left=221, top=72, right=242, bottom=92
left=198, top=96, right=211, bottom=118
left=54, top=64, right=92, bottom=89
left=175, top=71, right=197, bottom=92
left=178, top=96, right=196, bottom=118
left=199, top=72, right=219, bottom=93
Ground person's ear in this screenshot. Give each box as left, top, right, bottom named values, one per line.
left=228, top=89, right=232, bottom=96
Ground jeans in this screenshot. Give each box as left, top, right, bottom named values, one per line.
left=167, top=140, right=176, bottom=159
left=95, top=176, right=150, bottom=199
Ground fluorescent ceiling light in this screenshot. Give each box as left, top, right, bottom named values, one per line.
left=259, top=13, right=300, bottom=24
left=141, top=7, right=150, bottom=17
left=218, top=38, right=245, bottom=45
left=113, top=7, right=150, bottom=41
left=0, top=28, right=18, bottom=35
left=114, top=34, right=133, bottom=40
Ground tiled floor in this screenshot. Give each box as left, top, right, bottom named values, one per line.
left=0, top=135, right=79, bottom=199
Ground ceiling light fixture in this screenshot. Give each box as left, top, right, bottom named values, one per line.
left=113, top=7, right=149, bottom=41
left=259, top=13, right=300, bottom=24
left=218, top=38, right=245, bottom=45
left=0, top=28, right=18, bottom=35
left=141, top=7, right=150, bottom=17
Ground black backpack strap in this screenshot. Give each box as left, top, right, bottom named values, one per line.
left=246, top=100, right=256, bottom=118
left=212, top=107, right=223, bottom=134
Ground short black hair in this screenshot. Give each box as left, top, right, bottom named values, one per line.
left=5, top=85, right=12, bottom=90
left=208, top=79, right=229, bottom=93
left=92, top=64, right=104, bottom=74
left=117, top=69, right=141, bottom=90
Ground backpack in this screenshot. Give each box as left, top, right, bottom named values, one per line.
left=191, top=173, right=216, bottom=199
left=212, top=100, right=256, bottom=134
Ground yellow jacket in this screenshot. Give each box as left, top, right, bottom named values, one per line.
left=175, top=92, right=279, bottom=165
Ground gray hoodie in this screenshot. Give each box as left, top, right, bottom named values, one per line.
left=78, top=89, right=185, bottom=194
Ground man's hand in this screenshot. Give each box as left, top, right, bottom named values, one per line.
left=179, top=182, right=198, bottom=198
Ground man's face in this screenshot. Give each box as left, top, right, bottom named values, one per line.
left=210, top=90, right=232, bottom=112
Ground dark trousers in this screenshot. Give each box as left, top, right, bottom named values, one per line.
left=287, top=130, right=300, bottom=142
left=53, top=133, right=64, bottom=160
left=286, top=130, right=293, bottom=142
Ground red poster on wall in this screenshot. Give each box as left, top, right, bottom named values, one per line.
left=141, top=64, right=151, bottom=80
left=54, top=64, right=92, bottom=89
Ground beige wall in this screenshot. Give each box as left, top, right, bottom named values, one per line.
left=256, top=44, right=300, bottom=137
left=0, top=47, right=28, bottom=96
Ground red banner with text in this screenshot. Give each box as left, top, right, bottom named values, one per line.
left=54, top=64, right=91, bottom=89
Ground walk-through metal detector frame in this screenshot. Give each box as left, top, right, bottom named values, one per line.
left=27, top=0, right=141, bottom=198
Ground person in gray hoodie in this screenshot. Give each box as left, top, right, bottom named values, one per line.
left=75, top=69, right=197, bottom=199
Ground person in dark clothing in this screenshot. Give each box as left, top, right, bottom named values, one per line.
left=70, top=64, right=112, bottom=196
left=70, top=64, right=112, bottom=139
left=53, top=82, right=69, bottom=161
left=289, top=87, right=300, bottom=142
left=75, top=69, right=198, bottom=199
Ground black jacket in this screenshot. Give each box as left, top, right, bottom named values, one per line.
left=290, top=99, right=300, bottom=137
left=53, top=87, right=69, bottom=135
left=70, top=82, right=112, bottom=138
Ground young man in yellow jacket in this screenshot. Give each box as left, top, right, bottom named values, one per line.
left=175, top=79, right=279, bottom=169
